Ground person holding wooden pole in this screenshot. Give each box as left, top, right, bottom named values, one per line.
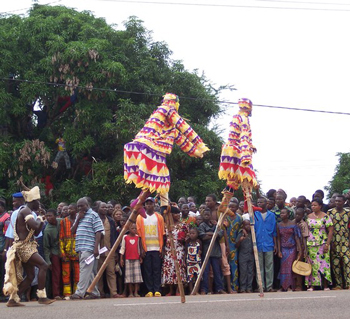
left=86, top=93, right=209, bottom=298
left=217, top=98, right=264, bottom=297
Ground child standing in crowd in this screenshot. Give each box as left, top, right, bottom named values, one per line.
left=226, top=202, right=242, bottom=292
left=120, top=223, right=143, bottom=297
left=186, top=227, right=202, bottom=293
left=267, top=197, right=276, bottom=211
left=277, top=208, right=301, bottom=291
left=198, top=209, right=226, bottom=295
left=294, top=207, right=309, bottom=291
left=236, top=217, right=254, bottom=293
left=196, top=215, right=203, bottom=227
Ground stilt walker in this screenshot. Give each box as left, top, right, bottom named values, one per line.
left=87, top=93, right=209, bottom=298
left=218, top=98, right=263, bottom=297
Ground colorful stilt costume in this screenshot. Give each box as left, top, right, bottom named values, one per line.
left=218, top=98, right=257, bottom=192
left=124, top=93, right=209, bottom=207
left=217, top=98, right=264, bottom=297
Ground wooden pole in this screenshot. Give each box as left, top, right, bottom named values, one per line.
left=242, top=180, right=264, bottom=297
left=164, top=205, right=186, bottom=303
left=86, top=191, right=150, bottom=294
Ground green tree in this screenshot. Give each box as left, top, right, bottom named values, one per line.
left=0, top=4, right=230, bottom=207
left=326, top=152, right=350, bottom=198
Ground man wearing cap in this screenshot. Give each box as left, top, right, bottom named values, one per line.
left=3, top=186, right=54, bottom=306
left=136, top=197, right=165, bottom=297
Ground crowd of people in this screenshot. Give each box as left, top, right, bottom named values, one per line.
left=1, top=187, right=350, bottom=303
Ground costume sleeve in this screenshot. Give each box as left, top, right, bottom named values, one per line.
left=166, top=106, right=209, bottom=157
left=43, top=229, right=51, bottom=265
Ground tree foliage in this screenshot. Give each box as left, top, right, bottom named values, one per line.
left=0, top=4, right=228, bottom=207
left=326, top=152, right=350, bottom=198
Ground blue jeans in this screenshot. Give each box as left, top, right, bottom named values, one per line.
left=201, top=257, right=223, bottom=293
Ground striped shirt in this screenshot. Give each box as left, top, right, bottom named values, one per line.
left=75, top=209, right=104, bottom=253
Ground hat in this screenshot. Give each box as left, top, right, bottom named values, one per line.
left=238, top=98, right=253, bottom=111
left=242, top=213, right=250, bottom=221
left=342, top=189, right=349, bottom=195
left=22, top=186, right=40, bottom=202
left=12, top=192, right=24, bottom=198
left=144, top=197, right=155, bottom=203
left=162, top=93, right=180, bottom=111
left=122, top=206, right=131, bottom=211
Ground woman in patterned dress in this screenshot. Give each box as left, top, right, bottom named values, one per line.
left=277, top=208, right=301, bottom=291
left=161, top=210, right=189, bottom=296
left=305, top=198, right=334, bottom=291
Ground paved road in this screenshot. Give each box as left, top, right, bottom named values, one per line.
left=1, top=290, right=348, bottom=319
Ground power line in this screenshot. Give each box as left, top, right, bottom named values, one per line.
left=97, top=0, right=350, bottom=12
left=1, top=77, right=350, bottom=116
left=253, top=0, right=350, bottom=6
left=0, top=0, right=62, bottom=16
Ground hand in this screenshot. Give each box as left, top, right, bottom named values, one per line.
left=324, top=244, right=329, bottom=253
left=273, top=245, right=278, bottom=255
left=139, top=257, right=143, bottom=264
left=93, top=246, right=99, bottom=258
left=160, top=250, right=165, bottom=259
left=278, top=252, right=282, bottom=258
left=120, top=258, right=124, bottom=268
left=226, top=247, right=230, bottom=256
left=211, top=220, right=217, bottom=225
left=297, top=253, right=302, bottom=260
left=78, top=211, right=86, bottom=220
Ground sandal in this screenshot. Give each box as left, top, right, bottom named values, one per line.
left=70, top=294, right=83, bottom=300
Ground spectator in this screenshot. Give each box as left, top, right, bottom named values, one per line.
left=236, top=217, right=254, bottom=293
left=59, top=203, right=79, bottom=298
left=136, top=197, right=165, bottom=297
left=96, top=202, right=122, bottom=298
left=162, top=207, right=188, bottom=296
left=294, top=207, right=309, bottom=291
left=70, top=198, right=104, bottom=299
left=312, top=190, right=328, bottom=213
left=255, top=197, right=277, bottom=292
left=198, top=209, right=226, bottom=295
left=277, top=208, right=301, bottom=291
left=327, top=195, right=350, bottom=289
left=120, top=223, right=143, bottom=297
left=186, top=227, right=202, bottom=293
left=305, top=198, right=333, bottom=291
left=226, top=202, right=242, bottom=293
left=43, top=209, right=62, bottom=299
left=180, top=203, right=196, bottom=227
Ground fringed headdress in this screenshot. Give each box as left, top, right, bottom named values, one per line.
left=162, top=93, right=180, bottom=111
left=238, top=98, right=253, bottom=111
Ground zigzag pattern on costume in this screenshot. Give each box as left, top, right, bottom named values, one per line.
left=218, top=111, right=257, bottom=188
left=124, top=98, right=209, bottom=195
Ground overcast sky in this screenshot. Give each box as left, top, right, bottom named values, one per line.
left=3, top=0, right=350, bottom=201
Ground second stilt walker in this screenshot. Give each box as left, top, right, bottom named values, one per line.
left=218, top=98, right=264, bottom=296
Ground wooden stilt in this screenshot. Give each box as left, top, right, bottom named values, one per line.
left=164, top=205, right=186, bottom=303
left=242, top=180, right=264, bottom=297
left=86, top=191, right=150, bottom=294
